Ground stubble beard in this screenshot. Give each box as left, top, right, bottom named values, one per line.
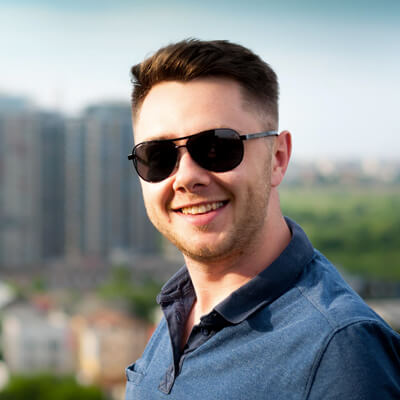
left=147, top=160, right=273, bottom=264
left=180, top=183, right=271, bottom=264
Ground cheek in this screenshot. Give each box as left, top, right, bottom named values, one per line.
left=142, top=185, right=158, bottom=212
left=245, top=146, right=273, bottom=177
left=141, top=189, right=163, bottom=230
left=141, top=182, right=171, bottom=215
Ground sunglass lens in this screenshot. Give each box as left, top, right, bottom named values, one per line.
left=188, top=129, right=243, bottom=172
left=134, top=141, right=177, bottom=182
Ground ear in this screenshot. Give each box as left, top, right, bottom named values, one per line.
left=270, top=130, right=292, bottom=187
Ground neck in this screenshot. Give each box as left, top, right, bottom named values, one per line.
left=184, top=191, right=291, bottom=320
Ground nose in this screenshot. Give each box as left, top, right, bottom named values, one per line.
left=172, top=148, right=211, bottom=192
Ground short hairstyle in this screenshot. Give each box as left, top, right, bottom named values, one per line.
left=130, top=39, right=279, bottom=125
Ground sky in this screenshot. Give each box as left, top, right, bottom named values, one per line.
left=0, top=0, right=399, bottom=160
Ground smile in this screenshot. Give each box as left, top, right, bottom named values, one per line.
left=180, top=201, right=225, bottom=215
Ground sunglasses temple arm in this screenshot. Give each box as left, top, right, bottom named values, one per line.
left=240, top=131, right=278, bottom=141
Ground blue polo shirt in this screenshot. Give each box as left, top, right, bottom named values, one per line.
left=126, top=218, right=400, bottom=399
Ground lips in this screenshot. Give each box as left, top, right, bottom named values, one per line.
left=179, top=201, right=225, bottom=215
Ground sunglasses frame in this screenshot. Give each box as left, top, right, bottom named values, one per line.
left=128, top=129, right=278, bottom=183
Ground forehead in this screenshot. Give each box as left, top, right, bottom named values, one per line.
left=134, top=77, right=264, bottom=143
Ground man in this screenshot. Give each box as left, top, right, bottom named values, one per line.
left=125, top=39, right=400, bottom=399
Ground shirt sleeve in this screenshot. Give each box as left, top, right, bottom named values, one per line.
left=306, top=320, right=400, bottom=400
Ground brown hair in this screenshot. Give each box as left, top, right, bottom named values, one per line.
left=130, top=38, right=279, bottom=125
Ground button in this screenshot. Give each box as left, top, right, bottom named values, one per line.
left=201, top=327, right=210, bottom=336
left=176, top=312, right=182, bottom=323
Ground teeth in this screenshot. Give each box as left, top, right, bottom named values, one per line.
left=181, top=202, right=224, bottom=215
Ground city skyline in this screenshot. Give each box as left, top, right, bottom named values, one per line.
left=0, top=100, right=160, bottom=268
left=1, top=0, right=399, bottom=160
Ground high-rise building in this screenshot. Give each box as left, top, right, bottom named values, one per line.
left=0, top=96, right=65, bottom=267
left=0, top=96, right=159, bottom=268
left=65, top=117, right=87, bottom=258
left=0, top=107, right=41, bottom=266
left=65, top=102, right=159, bottom=261
left=39, top=112, right=66, bottom=260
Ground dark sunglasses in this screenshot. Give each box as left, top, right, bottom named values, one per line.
left=128, top=128, right=278, bottom=183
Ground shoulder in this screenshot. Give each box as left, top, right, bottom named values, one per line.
left=294, top=250, right=400, bottom=399
left=305, top=319, right=400, bottom=399
left=295, top=250, right=388, bottom=330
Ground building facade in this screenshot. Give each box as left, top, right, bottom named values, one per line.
left=1, top=97, right=160, bottom=268
left=0, top=105, right=66, bottom=267
left=65, top=102, right=159, bottom=262
left=2, top=304, right=75, bottom=374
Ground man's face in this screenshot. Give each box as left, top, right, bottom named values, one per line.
left=134, top=77, right=274, bottom=263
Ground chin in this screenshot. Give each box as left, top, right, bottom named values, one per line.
left=178, top=238, right=239, bottom=263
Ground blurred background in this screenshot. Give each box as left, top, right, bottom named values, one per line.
left=0, top=0, right=399, bottom=399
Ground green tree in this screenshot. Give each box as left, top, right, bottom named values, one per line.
left=99, top=265, right=162, bottom=322
left=0, top=375, right=108, bottom=400
left=280, top=186, right=400, bottom=280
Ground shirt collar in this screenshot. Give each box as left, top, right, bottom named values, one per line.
left=157, top=266, right=194, bottom=306
left=157, top=217, right=314, bottom=324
